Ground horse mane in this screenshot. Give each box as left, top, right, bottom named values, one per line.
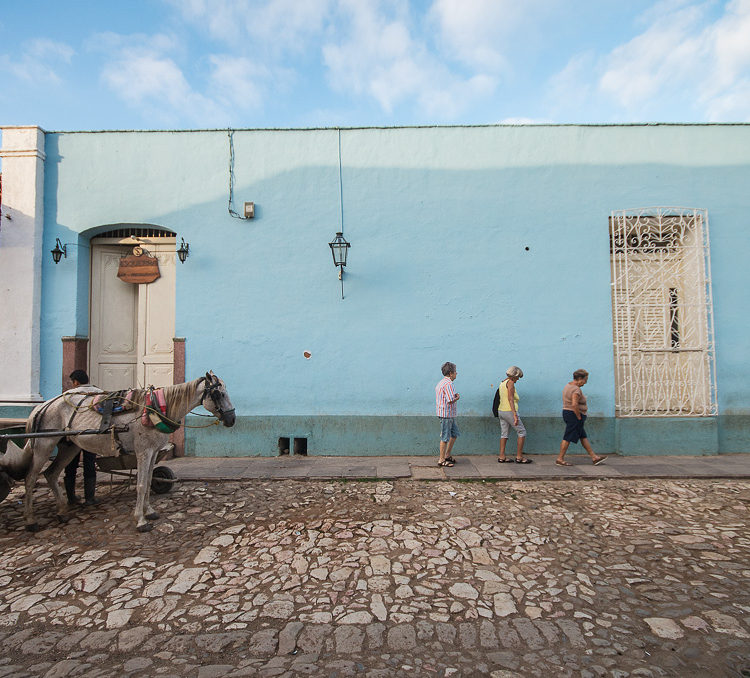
left=116, top=378, right=200, bottom=416
left=162, top=378, right=202, bottom=419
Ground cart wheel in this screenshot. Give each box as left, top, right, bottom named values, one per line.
left=0, top=473, right=10, bottom=503
left=151, top=466, right=176, bottom=494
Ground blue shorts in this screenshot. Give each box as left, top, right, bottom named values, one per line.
left=562, top=410, right=587, bottom=444
left=439, top=417, right=460, bottom=442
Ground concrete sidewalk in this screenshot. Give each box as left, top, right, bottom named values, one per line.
left=165, top=453, right=750, bottom=481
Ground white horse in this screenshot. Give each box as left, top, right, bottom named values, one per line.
left=0, top=372, right=235, bottom=532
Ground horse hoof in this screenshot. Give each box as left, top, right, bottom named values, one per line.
left=56, top=514, right=70, bottom=524
left=145, top=511, right=160, bottom=521
left=25, top=523, right=41, bottom=533
left=136, top=523, right=154, bottom=533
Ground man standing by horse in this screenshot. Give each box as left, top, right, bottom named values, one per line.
left=63, top=370, right=99, bottom=506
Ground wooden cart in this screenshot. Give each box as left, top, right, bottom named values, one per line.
left=0, top=421, right=178, bottom=502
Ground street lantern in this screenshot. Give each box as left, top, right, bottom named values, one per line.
left=51, top=238, right=67, bottom=264
left=177, top=238, right=190, bottom=263
left=328, top=231, right=351, bottom=298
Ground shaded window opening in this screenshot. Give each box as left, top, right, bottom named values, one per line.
left=669, top=288, right=680, bottom=349
left=96, top=227, right=176, bottom=239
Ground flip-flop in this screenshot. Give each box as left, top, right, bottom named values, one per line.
left=445, top=456, right=456, bottom=463
left=555, top=460, right=572, bottom=466
left=497, top=457, right=511, bottom=463
left=515, top=458, right=533, bottom=464
left=592, top=456, right=607, bottom=466
left=438, top=460, right=455, bottom=467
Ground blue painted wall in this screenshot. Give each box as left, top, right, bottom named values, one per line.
left=30, top=125, right=750, bottom=455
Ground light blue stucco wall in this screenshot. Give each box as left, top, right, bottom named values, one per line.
left=24, top=124, right=750, bottom=455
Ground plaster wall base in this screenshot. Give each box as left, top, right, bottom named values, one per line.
left=185, top=414, right=743, bottom=457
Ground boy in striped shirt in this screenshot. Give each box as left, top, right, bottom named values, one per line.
left=435, top=362, right=460, bottom=467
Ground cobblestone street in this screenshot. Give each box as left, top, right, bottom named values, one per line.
left=1, top=476, right=749, bottom=677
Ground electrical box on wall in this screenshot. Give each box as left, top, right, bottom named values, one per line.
left=243, top=202, right=255, bottom=219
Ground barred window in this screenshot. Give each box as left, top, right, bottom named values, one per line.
left=609, top=208, right=717, bottom=417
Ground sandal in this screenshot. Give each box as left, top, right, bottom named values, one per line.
left=438, top=460, right=455, bottom=467
left=592, top=456, right=607, bottom=466
left=515, top=457, right=532, bottom=464
left=555, top=460, right=572, bottom=466
left=497, top=457, right=511, bottom=463
left=445, top=456, right=456, bottom=463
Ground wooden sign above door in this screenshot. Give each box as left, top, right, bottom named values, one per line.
left=117, top=247, right=161, bottom=284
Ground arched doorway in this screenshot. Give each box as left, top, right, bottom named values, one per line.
left=89, top=226, right=177, bottom=390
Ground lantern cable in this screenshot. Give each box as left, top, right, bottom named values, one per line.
left=338, top=128, right=344, bottom=234
left=227, top=129, right=244, bottom=219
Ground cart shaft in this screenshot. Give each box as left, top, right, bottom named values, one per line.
left=0, top=427, right=129, bottom=440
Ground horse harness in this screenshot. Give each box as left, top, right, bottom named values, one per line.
left=199, top=376, right=235, bottom=424
left=26, top=376, right=230, bottom=450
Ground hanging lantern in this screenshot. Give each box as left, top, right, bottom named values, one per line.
left=51, top=238, right=67, bottom=264
left=328, top=231, right=351, bottom=299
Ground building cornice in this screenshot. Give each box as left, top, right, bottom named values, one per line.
left=0, top=148, right=46, bottom=160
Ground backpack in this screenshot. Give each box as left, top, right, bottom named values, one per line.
left=491, top=388, right=500, bottom=417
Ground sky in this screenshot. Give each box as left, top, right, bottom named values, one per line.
left=1, top=0, right=749, bottom=131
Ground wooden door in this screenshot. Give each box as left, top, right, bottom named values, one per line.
left=137, top=243, right=176, bottom=387
left=90, top=241, right=176, bottom=390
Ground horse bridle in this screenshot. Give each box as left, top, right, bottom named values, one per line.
left=200, top=375, right=235, bottom=423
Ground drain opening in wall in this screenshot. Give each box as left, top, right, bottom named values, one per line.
left=278, top=437, right=290, bottom=455
left=294, top=438, right=308, bottom=456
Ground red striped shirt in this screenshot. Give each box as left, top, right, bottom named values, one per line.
left=435, top=376, right=457, bottom=418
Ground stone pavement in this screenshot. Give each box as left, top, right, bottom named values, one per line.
left=0, top=456, right=749, bottom=678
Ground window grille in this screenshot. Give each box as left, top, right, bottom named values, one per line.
left=609, top=208, right=717, bottom=417
left=95, top=227, right=176, bottom=239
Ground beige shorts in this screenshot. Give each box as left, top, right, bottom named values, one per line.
left=498, top=411, right=526, bottom=438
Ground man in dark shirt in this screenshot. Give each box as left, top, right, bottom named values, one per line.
left=63, top=370, right=99, bottom=506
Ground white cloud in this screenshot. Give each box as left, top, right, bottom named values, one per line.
left=545, top=0, right=750, bottom=122
left=704, top=0, right=750, bottom=93
left=635, top=0, right=700, bottom=26
left=160, top=0, right=541, bottom=121
left=595, top=0, right=750, bottom=121
left=548, top=52, right=596, bottom=106
left=179, top=0, right=243, bottom=41
left=169, top=0, right=501, bottom=119
left=208, top=55, right=272, bottom=109
left=0, top=39, right=74, bottom=84
left=323, top=3, right=414, bottom=113
left=703, top=77, right=750, bottom=119
left=95, top=33, right=227, bottom=125
left=322, top=0, right=496, bottom=119
left=157, top=0, right=331, bottom=119
left=598, top=3, right=709, bottom=107
left=428, top=0, right=519, bottom=73
left=242, top=0, right=332, bottom=53
left=166, top=0, right=332, bottom=53
left=498, top=116, right=551, bottom=124
left=87, top=31, right=180, bottom=55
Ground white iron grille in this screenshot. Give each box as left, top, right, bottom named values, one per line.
left=609, top=207, right=717, bottom=417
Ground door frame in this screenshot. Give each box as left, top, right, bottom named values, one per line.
left=89, top=235, right=177, bottom=390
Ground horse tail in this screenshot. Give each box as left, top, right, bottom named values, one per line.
left=0, top=440, right=33, bottom=481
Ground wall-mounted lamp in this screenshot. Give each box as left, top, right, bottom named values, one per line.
left=177, top=238, right=190, bottom=264
left=328, top=231, right=351, bottom=299
left=51, top=238, right=67, bottom=264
